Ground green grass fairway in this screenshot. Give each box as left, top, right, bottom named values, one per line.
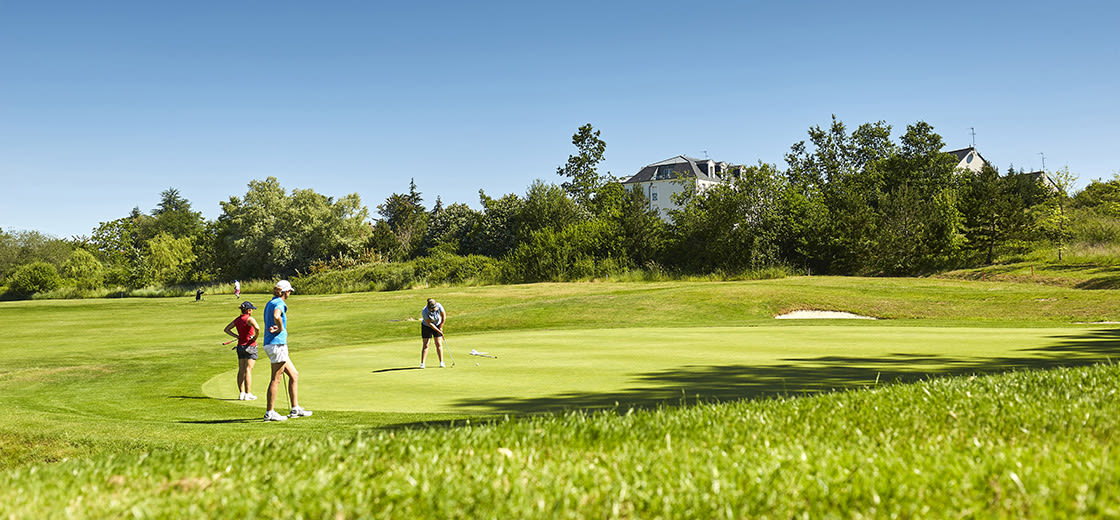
left=203, top=325, right=1115, bottom=414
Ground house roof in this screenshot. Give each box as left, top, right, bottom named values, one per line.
left=621, top=155, right=724, bottom=184
left=946, top=146, right=990, bottom=169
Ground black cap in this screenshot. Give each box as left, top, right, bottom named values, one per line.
left=240, top=301, right=257, bottom=310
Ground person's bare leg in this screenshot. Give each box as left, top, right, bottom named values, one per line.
left=267, top=362, right=285, bottom=411
left=285, top=363, right=300, bottom=409
left=435, top=336, right=445, bottom=364
left=237, top=358, right=249, bottom=394
left=421, top=337, right=430, bottom=366
left=243, top=359, right=255, bottom=394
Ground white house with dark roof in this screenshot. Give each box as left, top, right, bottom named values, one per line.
left=621, top=155, right=740, bottom=221
left=947, top=146, right=989, bottom=173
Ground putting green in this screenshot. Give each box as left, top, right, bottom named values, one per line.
left=202, top=325, right=1110, bottom=414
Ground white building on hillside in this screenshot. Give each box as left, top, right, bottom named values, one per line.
left=621, top=155, right=740, bottom=221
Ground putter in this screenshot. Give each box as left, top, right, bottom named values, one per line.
left=445, top=340, right=455, bottom=367
left=223, top=339, right=235, bottom=346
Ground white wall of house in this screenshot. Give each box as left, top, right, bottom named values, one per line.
left=625, top=177, right=721, bottom=222
left=956, top=149, right=984, bottom=173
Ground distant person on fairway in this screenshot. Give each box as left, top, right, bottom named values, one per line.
left=420, top=298, right=446, bottom=368
left=234, top=279, right=241, bottom=299
left=262, top=280, right=312, bottom=421
left=195, top=287, right=204, bottom=302
left=223, top=300, right=260, bottom=401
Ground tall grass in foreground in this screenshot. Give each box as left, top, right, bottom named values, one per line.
left=5, top=364, right=1118, bottom=518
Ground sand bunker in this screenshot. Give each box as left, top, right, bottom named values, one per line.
left=775, top=310, right=877, bottom=320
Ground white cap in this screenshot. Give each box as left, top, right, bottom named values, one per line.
left=275, top=280, right=294, bottom=293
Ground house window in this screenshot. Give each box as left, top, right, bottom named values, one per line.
left=965, top=152, right=974, bottom=164
left=656, top=165, right=682, bottom=180
left=651, top=191, right=658, bottom=201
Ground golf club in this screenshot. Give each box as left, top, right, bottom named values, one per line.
left=469, top=349, right=497, bottom=359
left=445, top=340, right=455, bottom=367
left=223, top=339, right=235, bottom=346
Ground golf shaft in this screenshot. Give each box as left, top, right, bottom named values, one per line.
left=223, top=339, right=235, bottom=345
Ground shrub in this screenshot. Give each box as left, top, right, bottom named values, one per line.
left=6, top=261, right=62, bottom=297
left=60, top=249, right=105, bottom=290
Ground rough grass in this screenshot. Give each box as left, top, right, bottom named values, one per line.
left=3, top=365, right=1119, bottom=518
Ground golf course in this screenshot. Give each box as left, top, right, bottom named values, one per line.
left=3, top=276, right=1120, bottom=517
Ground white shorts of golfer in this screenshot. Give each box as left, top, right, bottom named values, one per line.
left=264, top=344, right=290, bottom=364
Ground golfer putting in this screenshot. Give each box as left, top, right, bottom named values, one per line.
left=223, top=300, right=260, bottom=401
left=262, top=280, right=312, bottom=421
left=419, top=298, right=449, bottom=368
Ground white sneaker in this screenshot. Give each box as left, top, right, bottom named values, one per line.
left=419, top=362, right=425, bottom=369
left=244, top=393, right=258, bottom=401
left=289, top=406, right=313, bottom=418
left=264, top=410, right=288, bottom=422
left=439, top=362, right=445, bottom=368
left=239, top=392, right=247, bottom=400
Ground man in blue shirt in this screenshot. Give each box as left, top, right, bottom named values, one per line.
left=263, top=279, right=312, bottom=421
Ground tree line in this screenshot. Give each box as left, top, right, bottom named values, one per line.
left=2, top=118, right=1117, bottom=298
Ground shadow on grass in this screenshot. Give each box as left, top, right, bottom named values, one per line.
left=372, top=367, right=423, bottom=374
left=168, top=395, right=240, bottom=401
left=177, top=418, right=261, bottom=424
left=452, top=328, right=1120, bottom=415
left=1076, top=276, right=1120, bottom=290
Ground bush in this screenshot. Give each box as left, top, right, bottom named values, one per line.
left=6, top=261, right=62, bottom=297
left=1070, top=210, right=1120, bottom=246
left=60, top=249, right=105, bottom=290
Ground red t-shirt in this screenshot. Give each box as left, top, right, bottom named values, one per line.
left=234, top=314, right=257, bottom=346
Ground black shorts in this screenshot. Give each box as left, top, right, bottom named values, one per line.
left=421, top=324, right=443, bottom=339
left=235, top=345, right=258, bottom=360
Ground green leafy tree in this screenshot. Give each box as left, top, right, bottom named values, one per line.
left=217, top=177, right=371, bottom=278
left=668, top=163, right=786, bottom=273
left=592, top=182, right=667, bottom=266
left=468, top=190, right=524, bottom=258
left=373, top=179, right=429, bottom=260
left=960, top=165, right=1048, bottom=264
left=0, top=229, right=74, bottom=278
left=516, top=180, right=585, bottom=243
left=1071, top=172, right=1120, bottom=217
left=6, top=261, right=62, bottom=297
left=423, top=202, right=482, bottom=253
left=1034, top=166, right=1077, bottom=261
left=557, top=123, right=609, bottom=207
left=151, top=188, right=205, bottom=238
left=60, top=248, right=105, bottom=290
left=868, top=122, right=963, bottom=273
left=90, top=214, right=150, bottom=288
left=146, top=232, right=196, bottom=285
left=784, top=116, right=895, bottom=273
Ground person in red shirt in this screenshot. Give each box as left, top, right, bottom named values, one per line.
left=223, top=300, right=261, bottom=400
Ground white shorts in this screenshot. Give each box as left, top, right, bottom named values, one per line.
left=264, top=344, right=290, bottom=364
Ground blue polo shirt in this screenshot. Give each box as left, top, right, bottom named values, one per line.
left=263, top=296, right=288, bottom=345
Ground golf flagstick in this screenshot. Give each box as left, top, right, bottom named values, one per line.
left=469, top=349, right=497, bottom=359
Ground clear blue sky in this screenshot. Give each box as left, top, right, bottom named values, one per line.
left=2, top=1, right=1117, bottom=238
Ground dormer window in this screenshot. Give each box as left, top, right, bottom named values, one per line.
left=965, top=152, right=974, bottom=164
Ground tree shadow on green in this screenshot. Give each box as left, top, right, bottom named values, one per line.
left=452, top=328, right=1120, bottom=414
left=1075, top=276, right=1120, bottom=290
